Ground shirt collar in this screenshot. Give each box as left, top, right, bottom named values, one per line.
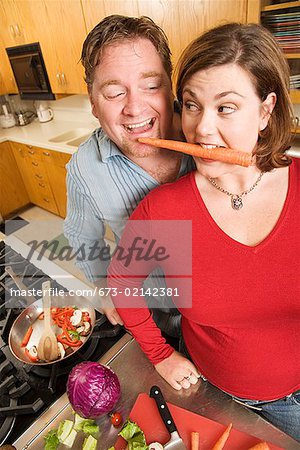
left=96, top=128, right=127, bottom=163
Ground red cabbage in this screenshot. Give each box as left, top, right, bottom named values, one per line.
left=67, top=361, right=121, bottom=419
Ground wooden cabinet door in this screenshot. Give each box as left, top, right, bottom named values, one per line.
left=0, top=0, right=26, bottom=47
left=0, top=0, right=40, bottom=47
left=0, top=36, right=18, bottom=94
left=42, top=148, right=71, bottom=218
left=82, top=0, right=248, bottom=67
left=11, top=142, right=59, bottom=215
left=43, top=162, right=68, bottom=218
left=31, top=0, right=87, bottom=94
left=11, top=142, right=71, bottom=218
left=0, top=141, right=29, bottom=218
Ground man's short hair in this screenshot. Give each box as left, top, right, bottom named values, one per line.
left=81, top=15, right=172, bottom=91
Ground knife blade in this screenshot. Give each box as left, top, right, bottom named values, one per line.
left=150, top=385, right=187, bottom=450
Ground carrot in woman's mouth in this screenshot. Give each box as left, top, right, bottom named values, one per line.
left=138, top=138, right=253, bottom=167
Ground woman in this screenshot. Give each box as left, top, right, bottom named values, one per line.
left=108, top=23, right=300, bottom=441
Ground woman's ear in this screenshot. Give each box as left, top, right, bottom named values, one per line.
left=259, top=92, right=277, bottom=131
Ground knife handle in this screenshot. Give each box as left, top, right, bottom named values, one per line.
left=150, top=385, right=177, bottom=434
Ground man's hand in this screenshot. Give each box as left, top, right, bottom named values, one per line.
left=155, top=350, right=201, bottom=390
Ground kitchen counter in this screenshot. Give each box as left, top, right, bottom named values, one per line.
left=13, top=335, right=300, bottom=450
left=0, top=95, right=98, bottom=154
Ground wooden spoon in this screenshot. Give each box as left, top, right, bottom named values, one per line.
left=37, top=281, right=59, bottom=362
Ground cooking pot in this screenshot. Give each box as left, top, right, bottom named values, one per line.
left=9, top=292, right=96, bottom=365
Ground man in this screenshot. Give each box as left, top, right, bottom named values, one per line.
left=64, top=15, right=194, bottom=330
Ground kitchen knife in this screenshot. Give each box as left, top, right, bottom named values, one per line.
left=150, top=385, right=187, bottom=450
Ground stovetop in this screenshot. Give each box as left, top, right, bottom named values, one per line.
left=0, top=241, right=124, bottom=445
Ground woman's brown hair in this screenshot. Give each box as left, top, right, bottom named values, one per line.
left=81, top=15, right=172, bottom=91
left=176, top=23, right=293, bottom=172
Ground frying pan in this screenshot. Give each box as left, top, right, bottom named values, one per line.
left=8, top=292, right=96, bottom=365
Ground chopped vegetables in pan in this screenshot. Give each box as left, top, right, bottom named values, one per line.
left=22, top=306, right=92, bottom=363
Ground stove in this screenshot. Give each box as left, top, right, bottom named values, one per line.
left=0, top=240, right=124, bottom=445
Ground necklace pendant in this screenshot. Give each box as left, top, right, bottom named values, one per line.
left=231, top=195, right=243, bottom=210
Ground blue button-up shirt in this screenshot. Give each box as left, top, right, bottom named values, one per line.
left=64, top=128, right=195, bottom=284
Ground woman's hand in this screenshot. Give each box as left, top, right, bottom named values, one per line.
left=99, top=305, right=124, bottom=326
left=155, top=351, right=201, bottom=390
left=93, top=280, right=124, bottom=326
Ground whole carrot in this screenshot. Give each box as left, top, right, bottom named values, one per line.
left=211, top=423, right=233, bottom=450
left=191, top=431, right=200, bottom=450
left=248, top=442, right=270, bottom=450
left=138, top=138, right=253, bottom=167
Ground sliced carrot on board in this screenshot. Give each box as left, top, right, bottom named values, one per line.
left=191, top=431, right=199, bottom=450
left=138, top=138, right=253, bottom=167
left=248, top=442, right=270, bottom=450
left=211, top=423, right=233, bottom=450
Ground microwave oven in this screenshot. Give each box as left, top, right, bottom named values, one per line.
left=6, top=42, right=55, bottom=100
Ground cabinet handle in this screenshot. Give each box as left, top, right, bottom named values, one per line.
left=43, top=151, right=50, bottom=156
left=39, top=183, right=46, bottom=188
left=43, top=198, right=50, bottom=203
left=32, top=162, right=39, bottom=166
left=61, top=73, right=66, bottom=84
left=56, top=73, right=61, bottom=85
left=35, top=174, right=43, bottom=179
left=10, top=25, right=16, bottom=37
left=15, top=24, right=21, bottom=36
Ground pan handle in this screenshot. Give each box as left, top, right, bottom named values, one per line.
left=5, top=266, right=34, bottom=306
left=150, top=385, right=177, bottom=434
left=92, top=324, right=122, bottom=338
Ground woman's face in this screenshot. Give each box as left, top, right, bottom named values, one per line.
left=181, top=63, right=275, bottom=175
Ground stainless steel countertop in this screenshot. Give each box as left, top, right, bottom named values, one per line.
left=13, top=334, right=300, bottom=450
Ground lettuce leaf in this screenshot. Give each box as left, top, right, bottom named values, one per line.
left=119, top=420, right=148, bottom=450
left=44, top=429, right=59, bottom=450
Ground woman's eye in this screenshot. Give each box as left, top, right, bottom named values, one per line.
left=218, top=105, right=235, bottom=114
left=184, top=102, right=199, bottom=112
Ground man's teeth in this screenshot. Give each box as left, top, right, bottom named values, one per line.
left=125, top=118, right=153, bottom=130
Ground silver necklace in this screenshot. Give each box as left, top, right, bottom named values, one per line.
left=207, top=172, right=264, bottom=210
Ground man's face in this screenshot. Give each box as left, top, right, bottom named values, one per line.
left=90, top=38, right=174, bottom=158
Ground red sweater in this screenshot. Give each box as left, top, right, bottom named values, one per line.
left=108, top=160, right=300, bottom=400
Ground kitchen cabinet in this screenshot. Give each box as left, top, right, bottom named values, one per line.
left=82, top=0, right=258, bottom=66
left=30, top=0, right=87, bottom=94
left=0, top=0, right=87, bottom=95
left=0, top=141, right=29, bottom=219
left=41, top=148, right=71, bottom=218
left=0, top=36, right=17, bottom=94
left=261, top=0, right=300, bottom=103
left=0, top=0, right=35, bottom=47
left=10, top=141, right=71, bottom=217
left=0, top=0, right=260, bottom=96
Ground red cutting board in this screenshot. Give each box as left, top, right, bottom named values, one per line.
left=115, top=393, right=283, bottom=450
